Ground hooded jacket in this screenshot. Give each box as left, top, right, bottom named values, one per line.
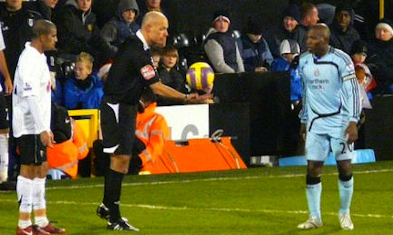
left=329, top=4, right=360, bottom=54
left=100, top=0, right=140, bottom=53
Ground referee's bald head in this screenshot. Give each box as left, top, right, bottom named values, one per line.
left=142, top=11, right=167, bottom=29
left=141, top=11, right=169, bottom=47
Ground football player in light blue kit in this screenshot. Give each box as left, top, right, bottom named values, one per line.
left=297, top=24, right=361, bottom=230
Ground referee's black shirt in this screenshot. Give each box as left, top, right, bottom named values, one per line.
left=103, top=34, right=159, bottom=105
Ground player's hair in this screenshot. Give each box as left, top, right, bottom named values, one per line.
left=76, top=52, right=94, bottom=70
left=31, top=20, right=56, bottom=39
left=161, top=44, right=178, bottom=58
left=300, top=2, right=317, bottom=20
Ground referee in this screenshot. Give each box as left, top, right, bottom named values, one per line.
left=96, top=11, right=204, bottom=231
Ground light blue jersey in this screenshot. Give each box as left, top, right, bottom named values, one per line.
left=299, top=47, right=361, bottom=138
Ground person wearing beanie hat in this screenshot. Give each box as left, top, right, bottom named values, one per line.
left=350, top=40, right=367, bottom=65
left=284, top=4, right=301, bottom=31
left=212, top=10, right=231, bottom=26
left=101, top=0, right=140, bottom=54
left=238, top=17, right=273, bottom=72
left=367, top=18, right=393, bottom=94
left=265, top=4, right=301, bottom=58
left=204, top=10, right=244, bottom=73
left=375, top=18, right=393, bottom=41
left=329, top=3, right=360, bottom=54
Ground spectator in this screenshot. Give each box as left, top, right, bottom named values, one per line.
left=54, top=0, right=115, bottom=66
left=294, top=2, right=319, bottom=52
left=0, top=0, right=42, bottom=80
left=265, top=4, right=301, bottom=58
left=238, top=17, right=273, bottom=72
left=150, top=46, right=161, bottom=68
left=271, top=39, right=302, bottom=103
left=136, top=0, right=165, bottom=25
left=63, top=52, right=104, bottom=109
left=27, top=0, right=58, bottom=21
left=136, top=88, right=170, bottom=174
left=98, top=62, right=112, bottom=83
left=329, top=3, right=360, bottom=55
left=367, top=18, right=393, bottom=94
left=47, top=103, right=89, bottom=179
left=157, top=45, right=188, bottom=105
left=350, top=40, right=377, bottom=98
left=271, top=39, right=302, bottom=155
left=101, top=0, right=140, bottom=54
left=204, top=10, right=244, bottom=73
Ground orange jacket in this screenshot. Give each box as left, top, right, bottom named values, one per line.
left=47, top=121, right=89, bottom=178
left=136, top=102, right=170, bottom=173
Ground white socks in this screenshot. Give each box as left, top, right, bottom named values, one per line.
left=0, top=133, right=8, bottom=182
left=17, top=175, right=33, bottom=228
left=17, top=176, right=49, bottom=228
left=33, top=177, right=49, bottom=227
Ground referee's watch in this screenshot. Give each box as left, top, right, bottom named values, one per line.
left=184, top=94, right=189, bottom=103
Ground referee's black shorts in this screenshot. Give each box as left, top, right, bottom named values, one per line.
left=100, top=96, right=137, bottom=156
left=0, top=93, right=9, bottom=129
left=16, top=134, right=47, bottom=165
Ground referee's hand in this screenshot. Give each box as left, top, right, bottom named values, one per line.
left=40, top=130, right=55, bottom=148
left=187, top=93, right=213, bottom=104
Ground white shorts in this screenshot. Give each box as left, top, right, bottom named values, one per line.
left=305, top=132, right=354, bottom=162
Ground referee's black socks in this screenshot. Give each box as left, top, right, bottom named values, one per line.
left=104, top=169, right=125, bottom=222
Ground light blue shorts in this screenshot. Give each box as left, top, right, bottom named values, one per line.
left=305, top=132, right=354, bottom=162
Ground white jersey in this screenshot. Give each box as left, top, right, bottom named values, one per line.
left=0, top=30, right=5, bottom=93
left=12, top=42, right=51, bottom=137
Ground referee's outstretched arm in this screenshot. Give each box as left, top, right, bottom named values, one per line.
left=150, top=81, right=209, bottom=104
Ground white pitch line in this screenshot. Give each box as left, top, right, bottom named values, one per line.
left=1, top=199, right=392, bottom=220
left=45, top=168, right=393, bottom=191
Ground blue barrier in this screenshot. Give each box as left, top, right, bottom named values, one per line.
left=278, top=149, right=376, bottom=167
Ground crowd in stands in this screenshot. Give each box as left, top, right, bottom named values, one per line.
left=0, top=0, right=392, bottom=183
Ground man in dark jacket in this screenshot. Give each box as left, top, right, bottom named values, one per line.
left=367, top=18, right=393, bottom=94
left=238, top=17, right=273, bottom=72
left=294, top=2, right=319, bottom=52
left=329, top=3, right=360, bottom=55
left=54, top=0, right=115, bottom=66
left=265, top=4, right=301, bottom=58
left=27, top=0, right=58, bottom=21
left=0, top=0, right=42, bottom=80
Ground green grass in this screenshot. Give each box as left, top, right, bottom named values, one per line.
left=1, top=161, right=393, bottom=234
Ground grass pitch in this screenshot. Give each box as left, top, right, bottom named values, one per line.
left=1, top=161, right=393, bottom=234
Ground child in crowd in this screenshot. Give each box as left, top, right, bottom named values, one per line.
left=350, top=40, right=377, bottom=100
left=271, top=39, right=302, bottom=154
left=157, top=45, right=189, bottom=105
left=63, top=52, right=104, bottom=110
left=271, top=39, right=302, bottom=106
left=150, top=46, right=161, bottom=69
left=101, top=0, right=140, bottom=53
